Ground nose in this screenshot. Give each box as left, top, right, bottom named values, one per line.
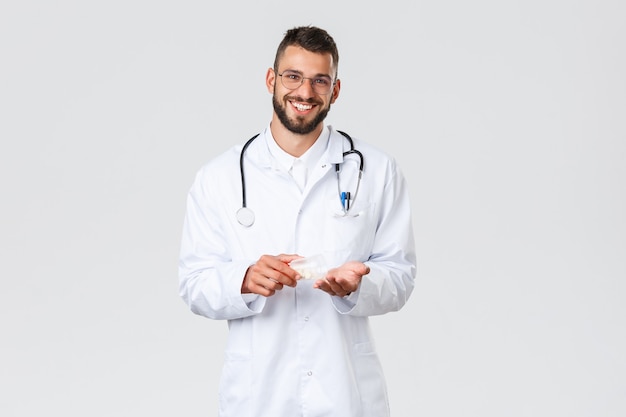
left=294, top=77, right=316, bottom=98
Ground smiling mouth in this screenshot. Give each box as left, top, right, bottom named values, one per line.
left=291, top=101, right=314, bottom=112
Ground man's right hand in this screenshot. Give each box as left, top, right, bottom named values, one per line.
left=241, top=254, right=302, bottom=296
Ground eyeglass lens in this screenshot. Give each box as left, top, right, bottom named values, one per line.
left=279, top=70, right=333, bottom=94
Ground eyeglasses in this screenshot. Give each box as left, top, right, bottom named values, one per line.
left=277, top=70, right=335, bottom=95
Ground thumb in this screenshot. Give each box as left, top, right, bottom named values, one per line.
left=348, top=261, right=369, bottom=276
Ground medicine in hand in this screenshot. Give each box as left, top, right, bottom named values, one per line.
left=289, top=255, right=328, bottom=280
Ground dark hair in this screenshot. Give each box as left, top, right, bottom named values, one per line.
left=273, top=26, right=339, bottom=77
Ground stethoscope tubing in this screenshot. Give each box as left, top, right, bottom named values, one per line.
left=237, top=130, right=363, bottom=226
left=239, top=133, right=260, bottom=210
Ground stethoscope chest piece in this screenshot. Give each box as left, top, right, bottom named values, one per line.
left=236, top=207, right=255, bottom=227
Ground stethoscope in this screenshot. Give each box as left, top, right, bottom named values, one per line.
left=236, top=130, right=364, bottom=227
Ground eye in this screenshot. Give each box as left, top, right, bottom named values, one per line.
left=284, top=71, right=302, bottom=81
left=314, top=77, right=332, bottom=86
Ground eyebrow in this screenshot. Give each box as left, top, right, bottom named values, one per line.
left=282, top=69, right=332, bottom=78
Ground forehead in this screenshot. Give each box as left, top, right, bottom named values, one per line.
left=277, top=45, right=336, bottom=76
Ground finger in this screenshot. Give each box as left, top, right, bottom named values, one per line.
left=262, top=273, right=288, bottom=292
left=344, top=261, right=369, bottom=276
left=334, top=276, right=357, bottom=294
left=266, top=276, right=284, bottom=291
left=252, top=264, right=293, bottom=288
left=313, top=279, right=331, bottom=293
left=254, top=273, right=284, bottom=291
left=270, top=264, right=300, bottom=287
left=265, top=258, right=299, bottom=287
left=277, top=253, right=303, bottom=264
left=264, top=269, right=297, bottom=287
left=248, top=280, right=275, bottom=297
left=325, top=277, right=348, bottom=295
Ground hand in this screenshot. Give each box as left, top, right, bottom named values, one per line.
left=241, top=254, right=301, bottom=297
left=313, top=261, right=370, bottom=297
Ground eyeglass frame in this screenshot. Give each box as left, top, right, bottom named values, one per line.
left=275, top=69, right=337, bottom=95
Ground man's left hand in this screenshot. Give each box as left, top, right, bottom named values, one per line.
left=313, top=261, right=369, bottom=297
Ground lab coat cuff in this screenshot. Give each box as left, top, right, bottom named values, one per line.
left=240, top=293, right=265, bottom=313
left=331, top=287, right=360, bottom=314
left=231, top=262, right=266, bottom=314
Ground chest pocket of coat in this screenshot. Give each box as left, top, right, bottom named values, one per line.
left=323, top=197, right=377, bottom=262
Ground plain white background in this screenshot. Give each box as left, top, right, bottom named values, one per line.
left=1, top=1, right=624, bottom=416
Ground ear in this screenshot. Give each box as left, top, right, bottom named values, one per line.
left=266, top=68, right=276, bottom=94
left=330, top=78, right=341, bottom=104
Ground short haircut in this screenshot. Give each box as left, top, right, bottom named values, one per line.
left=273, top=26, right=339, bottom=77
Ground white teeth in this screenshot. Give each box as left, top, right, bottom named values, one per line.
left=293, top=102, right=313, bottom=111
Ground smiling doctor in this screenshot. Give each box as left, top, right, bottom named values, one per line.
left=179, top=25, right=417, bottom=417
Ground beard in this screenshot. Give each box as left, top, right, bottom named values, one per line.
left=272, top=94, right=331, bottom=135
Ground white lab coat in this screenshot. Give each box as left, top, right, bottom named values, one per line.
left=179, top=125, right=416, bottom=417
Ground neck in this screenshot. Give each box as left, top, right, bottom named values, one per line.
left=269, top=117, right=323, bottom=158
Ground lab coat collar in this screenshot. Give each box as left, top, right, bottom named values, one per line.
left=264, top=125, right=329, bottom=173
left=325, top=125, right=351, bottom=165
left=253, top=124, right=349, bottom=169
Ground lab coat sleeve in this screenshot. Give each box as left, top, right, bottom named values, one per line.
left=332, top=157, right=416, bottom=316
left=178, top=167, right=266, bottom=320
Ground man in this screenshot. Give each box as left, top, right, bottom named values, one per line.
left=179, top=25, right=416, bottom=417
